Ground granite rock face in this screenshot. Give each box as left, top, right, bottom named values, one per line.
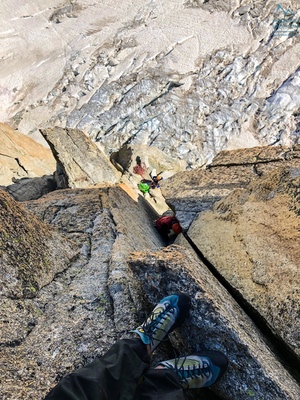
left=161, top=145, right=300, bottom=229
left=0, top=189, right=76, bottom=350
left=0, top=190, right=76, bottom=300
left=187, top=166, right=300, bottom=361
left=40, top=127, right=121, bottom=188
left=111, top=143, right=187, bottom=215
left=1, top=117, right=299, bottom=399
left=2, top=1, right=300, bottom=167
left=1, top=185, right=300, bottom=400
left=160, top=145, right=300, bottom=372
left=0, top=185, right=164, bottom=400
left=129, top=245, right=300, bottom=400
left=0, top=123, right=56, bottom=186
left=111, top=143, right=187, bottom=179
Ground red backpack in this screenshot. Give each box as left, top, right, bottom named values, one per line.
left=155, top=216, right=176, bottom=230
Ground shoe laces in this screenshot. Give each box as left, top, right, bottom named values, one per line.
left=141, top=301, right=176, bottom=347
left=166, top=356, right=211, bottom=388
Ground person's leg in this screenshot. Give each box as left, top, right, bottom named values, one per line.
left=44, top=293, right=191, bottom=400
left=133, top=349, right=228, bottom=400
left=130, top=293, right=192, bottom=400
left=44, top=338, right=149, bottom=400
left=133, top=368, right=185, bottom=400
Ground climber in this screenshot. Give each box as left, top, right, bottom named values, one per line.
left=138, top=176, right=163, bottom=195
left=133, top=156, right=147, bottom=178
left=155, top=214, right=182, bottom=241
left=150, top=168, right=163, bottom=188
left=138, top=181, right=151, bottom=195
left=137, top=168, right=163, bottom=193
left=44, top=293, right=228, bottom=400
left=150, top=173, right=163, bottom=188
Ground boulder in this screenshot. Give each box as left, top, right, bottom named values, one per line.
left=6, top=175, right=57, bottom=201
left=187, top=166, right=300, bottom=361
left=160, top=145, right=300, bottom=229
left=0, top=190, right=76, bottom=300
left=40, top=127, right=121, bottom=188
left=0, top=123, right=56, bottom=186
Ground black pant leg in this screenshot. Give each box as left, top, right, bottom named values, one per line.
left=133, top=368, right=185, bottom=400
left=44, top=338, right=150, bottom=400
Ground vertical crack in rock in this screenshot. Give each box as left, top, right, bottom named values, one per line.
left=182, top=232, right=300, bottom=383
left=15, top=158, right=28, bottom=173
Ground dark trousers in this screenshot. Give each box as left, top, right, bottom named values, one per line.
left=44, top=338, right=185, bottom=400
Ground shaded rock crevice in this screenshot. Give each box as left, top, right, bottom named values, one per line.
left=15, top=157, right=28, bottom=173
left=128, top=245, right=300, bottom=400
left=179, top=231, right=300, bottom=384
left=160, top=144, right=300, bottom=396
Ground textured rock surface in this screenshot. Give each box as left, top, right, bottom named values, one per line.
left=1, top=181, right=299, bottom=399
left=187, top=166, right=300, bottom=361
left=161, top=145, right=300, bottom=365
left=1, top=2, right=300, bottom=396
left=111, top=143, right=187, bottom=215
left=0, top=123, right=56, bottom=186
left=111, top=143, right=187, bottom=179
left=161, top=145, right=300, bottom=229
left=2, top=1, right=300, bottom=167
left=0, top=189, right=76, bottom=349
left=6, top=175, right=56, bottom=201
left=128, top=245, right=300, bottom=400
left=40, top=127, right=121, bottom=188
left=0, top=185, right=164, bottom=400
left=0, top=190, right=76, bottom=300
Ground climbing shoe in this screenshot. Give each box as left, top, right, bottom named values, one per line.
left=156, top=350, right=228, bottom=389
left=132, top=293, right=191, bottom=353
